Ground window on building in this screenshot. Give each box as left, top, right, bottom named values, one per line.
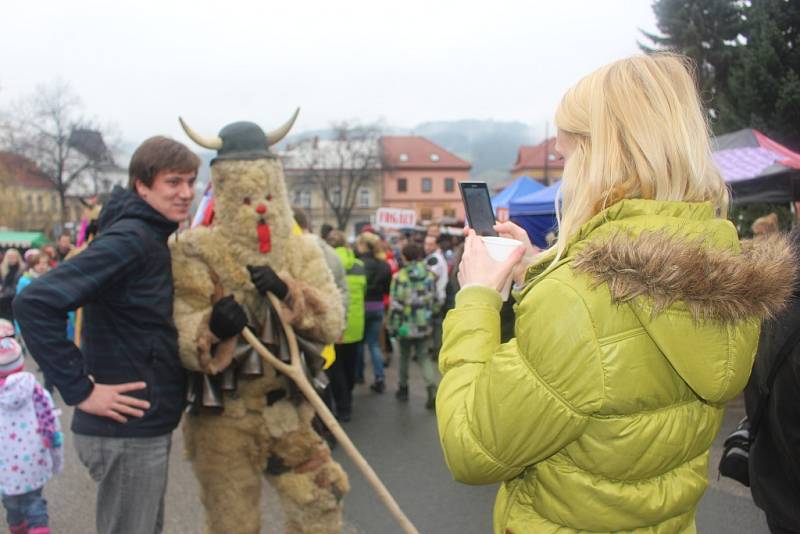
left=397, top=178, right=407, bottom=193
left=293, top=189, right=312, bottom=208
left=51, top=193, right=57, bottom=211
left=27, top=195, right=33, bottom=213
left=300, top=190, right=311, bottom=208
left=420, top=207, right=433, bottom=221
left=422, top=177, right=432, bottom=193
left=444, top=178, right=455, bottom=193
left=358, top=188, right=370, bottom=208
left=330, top=186, right=342, bottom=206
left=37, top=195, right=43, bottom=213
left=443, top=208, right=456, bottom=218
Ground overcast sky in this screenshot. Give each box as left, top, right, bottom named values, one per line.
left=1, top=0, right=658, bottom=147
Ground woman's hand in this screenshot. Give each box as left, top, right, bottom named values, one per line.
left=494, top=221, right=543, bottom=285
left=458, top=230, right=525, bottom=292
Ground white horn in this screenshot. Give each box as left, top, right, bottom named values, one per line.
left=265, top=108, right=300, bottom=147
left=178, top=117, right=223, bottom=150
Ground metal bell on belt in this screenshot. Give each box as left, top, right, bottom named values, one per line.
left=186, top=372, right=199, bottom=405
left=220, top=366, right=238, bottom=392
left=277, top=329, right=291, bottom=364
left=200, top=374, right=224, bottom=409
left=238, top=348, right=264, bottom=377
left=185, top=372, right=206, bottom=413
left=262, top=306, right=279, bottom=346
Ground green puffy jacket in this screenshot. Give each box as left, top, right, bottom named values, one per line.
left=437, top=200, right=795, bottom=533
left=335, top=246, right=366, bottom=344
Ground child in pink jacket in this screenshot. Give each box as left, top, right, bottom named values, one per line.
left=0, top=321, right=62, bottom=534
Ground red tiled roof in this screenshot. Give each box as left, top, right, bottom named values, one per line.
left=0, top=152, right=55, bottom=189
left=511, top=137, right=565, bottom=172
left=381, top=136, right=471, bottom=170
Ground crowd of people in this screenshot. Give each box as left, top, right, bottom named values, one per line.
left=0, top=233, right=75, bottom=324
left=0, top=52, right=797, bottom=534
left=310, top=216, right=466, bottom=422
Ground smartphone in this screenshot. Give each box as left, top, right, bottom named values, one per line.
left=459, top=181, right=498, bottom=236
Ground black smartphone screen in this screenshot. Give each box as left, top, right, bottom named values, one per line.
left=459, top=181, right=498, bottom=236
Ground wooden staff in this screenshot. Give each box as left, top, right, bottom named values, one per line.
left=241, top=293, right=419, bottom=534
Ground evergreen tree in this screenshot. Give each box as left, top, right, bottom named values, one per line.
left=640, top=0, right=743, bottom=123
left=718, top=0, right=800, bottom=149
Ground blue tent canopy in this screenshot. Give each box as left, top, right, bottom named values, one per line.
left=491, top=176, right=544, bottom=213
left=509, top=181, right=561, bottom=215
left=509, top=182, right=561, bottom=248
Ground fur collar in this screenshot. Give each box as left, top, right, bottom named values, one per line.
left=572, top=231, right=797, bottom=323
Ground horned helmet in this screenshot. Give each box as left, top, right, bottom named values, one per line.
left=179, top=110, right=299, bottom=255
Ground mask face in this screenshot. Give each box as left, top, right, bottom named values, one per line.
left=211, top=159, right=294, bottom=262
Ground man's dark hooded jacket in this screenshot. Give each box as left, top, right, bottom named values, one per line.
left=14, top=186, right=186, bottom=438
left=745, top=226, right=800, bottom=531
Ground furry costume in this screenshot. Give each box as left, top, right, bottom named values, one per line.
left=170, top=131, right=348, bottom=534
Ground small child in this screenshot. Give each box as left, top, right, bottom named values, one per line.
left=0, top=320, right=62, bottom=534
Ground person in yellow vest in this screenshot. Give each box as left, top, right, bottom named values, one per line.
left=325, top=230, right=366, bottom=422
left=437, top=53, right=797, bottom=533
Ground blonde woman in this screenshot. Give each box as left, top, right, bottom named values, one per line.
left=437, top=54, right=796, bottom=533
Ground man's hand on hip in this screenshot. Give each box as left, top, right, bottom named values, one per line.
left=77, top=381, right=150, bottom=423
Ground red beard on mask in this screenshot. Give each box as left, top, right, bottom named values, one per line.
left=257, top=219, right=271, bottom=253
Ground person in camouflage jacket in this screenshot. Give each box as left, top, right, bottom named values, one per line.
left=388, top=242, right=439, bottom=409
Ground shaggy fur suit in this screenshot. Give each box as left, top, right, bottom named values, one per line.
left=170, top=157, right=348, bottom=534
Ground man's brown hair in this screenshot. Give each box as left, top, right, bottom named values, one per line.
left=326, top=230, right=346, bottom=248
left=128, top=136, right=200, bottom=190
left=402, top=242, right=424, bottom=262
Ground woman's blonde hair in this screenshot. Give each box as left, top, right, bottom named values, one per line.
left=0, top=249, right=22, bottom=279
left=553, top=53, right=728, bottom=260
left=355, top=232, right=386, bottom=260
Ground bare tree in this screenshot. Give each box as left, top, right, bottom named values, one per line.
left=288, top=122, right=382, bottom=230
left=0, top=80, right=117, bottom=225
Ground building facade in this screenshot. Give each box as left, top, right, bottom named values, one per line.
left=281, top=138, right=383, bottom=236
left=0, top=152, right=109, bottom=236
left=0, top=152, right=63, bottom=233
left=510, top=137, right=564, bottom=185
left=380, top=136, right=472, bottom=224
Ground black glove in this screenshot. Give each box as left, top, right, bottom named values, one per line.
left=209, top=295, right=248, bottom=340
left=247, top=265, right=289, bottom=300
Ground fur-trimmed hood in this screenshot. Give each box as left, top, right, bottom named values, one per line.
left=573, top=231, right=796, bottom=324
left=559, top=200, right=797, bottom=402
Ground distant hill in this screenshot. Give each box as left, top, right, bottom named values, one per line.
left=412, top=120, right=537, bottom=186
left=281, top=119, right=539, bottom=187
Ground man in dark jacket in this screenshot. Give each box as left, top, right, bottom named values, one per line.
left=745, top=225, right=800, bottom=534
left=12, top=137, right=236, bottom=534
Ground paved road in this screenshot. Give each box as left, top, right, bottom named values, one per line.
left=2, top=360, right=769, bottom=533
